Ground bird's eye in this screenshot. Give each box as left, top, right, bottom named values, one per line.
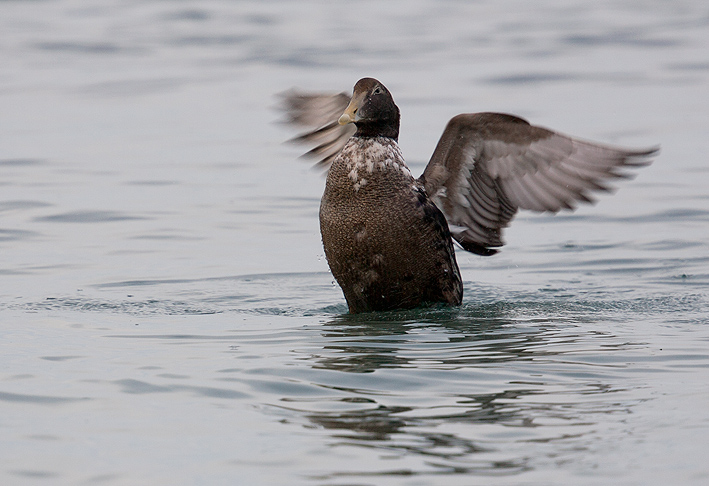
left=372, top=87, right=382, bottom=95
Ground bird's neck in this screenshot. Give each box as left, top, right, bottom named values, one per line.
left=354, top=117, right=400, bottom=141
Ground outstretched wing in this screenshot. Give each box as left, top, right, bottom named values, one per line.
left=420, top=113, right=658, bottom=256
left=279, top=90, right=355, bottom=169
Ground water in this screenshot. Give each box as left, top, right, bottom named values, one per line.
left=1, top=0, right=708, bottom=484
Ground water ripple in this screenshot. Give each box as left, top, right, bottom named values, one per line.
left=0, top=200, right=52, bottom=212
left=0, top=390, right=90, bottom=405
left=34, top=211, right=148, bottom=223
left=113, top=379, right=249, bottom=399
left=24, top=297, right=219, bottom=316
left=0, top=228, right=39, bottom=242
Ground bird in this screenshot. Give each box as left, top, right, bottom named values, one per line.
left=282, top=77, right=658, bottom=314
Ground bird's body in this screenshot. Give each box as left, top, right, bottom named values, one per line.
left=283, top=77, right=657, bottom=314
left=321, top=136, right=462, bottom=313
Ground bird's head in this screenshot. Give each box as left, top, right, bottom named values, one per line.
left=338, top=78, right=400, bottom=140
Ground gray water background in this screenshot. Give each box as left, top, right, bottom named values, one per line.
left=1, top=0, right=708, bottom=484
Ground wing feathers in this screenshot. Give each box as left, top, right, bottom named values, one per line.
left=280, top=91, right=354, bottom=169
left=281, top=91, right=657, bottom=256
left=421, top=113, right=657, bottom=254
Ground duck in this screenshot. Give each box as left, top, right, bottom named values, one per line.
left=283, top=77, right=657, bottom=314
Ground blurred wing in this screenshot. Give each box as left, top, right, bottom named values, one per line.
left=420, top=113, right=658, bottom=256
left=279, top=90, right=355, bottom=169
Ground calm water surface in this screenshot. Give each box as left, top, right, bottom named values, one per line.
left=1, top=1, right=708, bottom=485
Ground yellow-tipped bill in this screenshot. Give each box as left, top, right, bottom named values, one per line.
left=338, top=92, right=365, bottom=125
left=338, top=111, right=354, bottom=125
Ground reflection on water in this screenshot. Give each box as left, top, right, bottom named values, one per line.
left=259, top=302, right=651, bottom=480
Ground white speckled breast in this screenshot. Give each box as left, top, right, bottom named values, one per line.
left=337, top=136, right=414, bottom=192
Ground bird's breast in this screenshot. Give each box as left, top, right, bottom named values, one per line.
left=329, top=137, right=414, bottom=195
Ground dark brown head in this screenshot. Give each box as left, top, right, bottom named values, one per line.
left=338, top=78, right=400, bottom=140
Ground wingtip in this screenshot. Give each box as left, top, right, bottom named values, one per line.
left=629, top=144, right=660, bottom=159
left=458, top=241, right=500, bottom=256
left=621, top=144, right=659, bottom=168
left=646, top=144, right=661, bottom=155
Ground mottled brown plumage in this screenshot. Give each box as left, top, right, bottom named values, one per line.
left=320, top=134, right=463, bottom=313
left=317, top=79, right=462, bottom=313
left=283, top=77, right=658, bottom=313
